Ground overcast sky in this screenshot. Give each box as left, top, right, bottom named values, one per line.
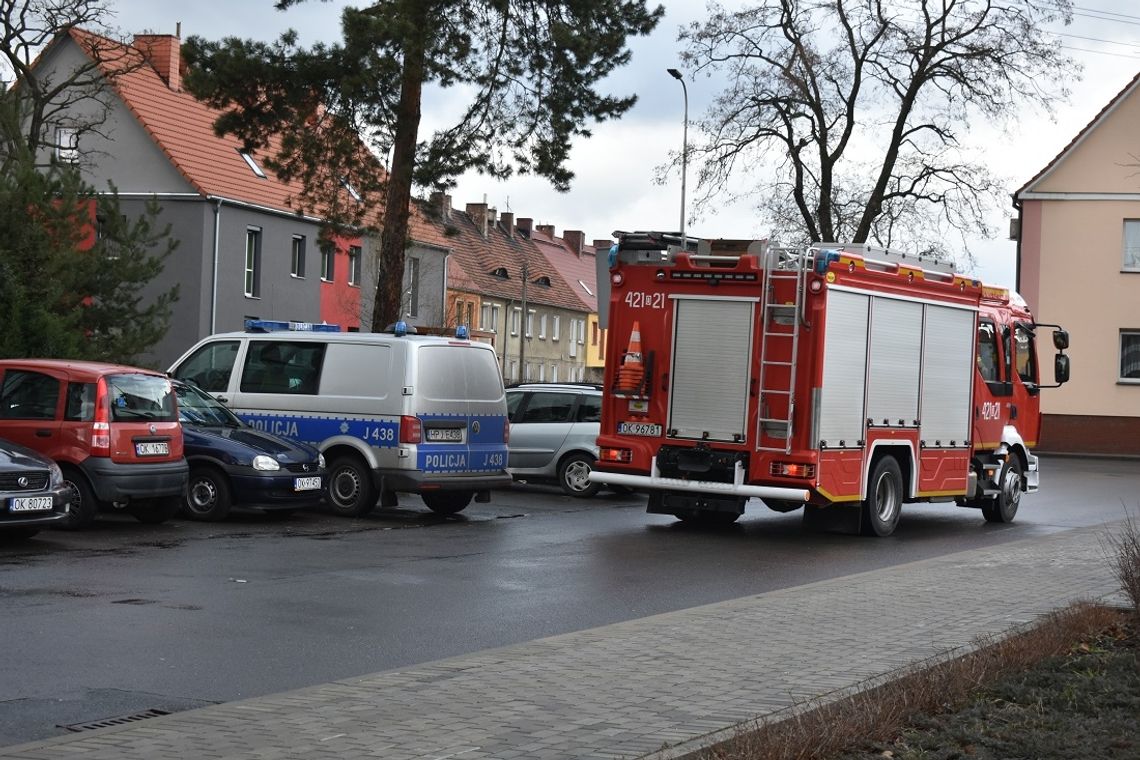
left=107, top=0, right=1140, bottom=289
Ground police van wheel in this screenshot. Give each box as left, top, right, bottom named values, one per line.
left=982, top=457, right=1022, bottom=524
left=327, top=456, right=377, bottom=517
left=860, top=456, right=903, bottom=537
left=423, top=490, right=473, bottom=515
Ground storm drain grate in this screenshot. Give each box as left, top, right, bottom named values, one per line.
left=62, top=709, right=170, bottom=732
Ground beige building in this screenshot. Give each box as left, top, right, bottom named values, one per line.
left=1014, top=71, right=1140, bottom=455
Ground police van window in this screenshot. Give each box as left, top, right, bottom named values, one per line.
left=0, top=371, right=60, bottom=419
left=418, top=346, right=504, bottom=402
left=976, top=321, right=1000, bottom=382
left=240, top=342, right=326, bottom=394
left=1014, top=325, right=1037, bottom=384
left=319, top=343, right=391, bottom=397
left=174, top=340, right=239, bottom=392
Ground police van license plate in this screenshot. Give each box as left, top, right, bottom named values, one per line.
left=135, top=441, right=169, bottom=456
left=9, top=496, right=53, bottom=512
left=426, top=428, right=464, bottom=442
left=294, top=477, right=321, bottom=491
left=618, top=422, right=662, bottom=436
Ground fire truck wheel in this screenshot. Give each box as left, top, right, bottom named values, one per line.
left=558, top=453, right=600, bottom=498
left=763, top=499, right=805, bottom=513
left=861, top=456, right=903, bottom=537
left=982, top=457, right=1022, bottom=524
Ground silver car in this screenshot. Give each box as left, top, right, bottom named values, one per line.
left=505, top=383, right=604, bottom=497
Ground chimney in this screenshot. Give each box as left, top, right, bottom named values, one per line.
left=465, top=202, right=489, bottom=237
left=563, top=230, right=585, bottom=256
left=430, top=191, right=451, bottom=221
left=593, top=238, right=613, bottom=251
left=536, top=224, right=555, bottom=239
left=500, top=212, right=515, bottom=238
left=517, top=217, right=534, bottom=235
left=487, top=207, right=498, bottom=227
left=133, top=32, right=181, bottom=91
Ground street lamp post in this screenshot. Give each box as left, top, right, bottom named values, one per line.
left=667, top=68, right=688, bottom=242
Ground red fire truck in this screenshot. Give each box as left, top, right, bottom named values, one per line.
left=590, top=233, right=1070, bottom=536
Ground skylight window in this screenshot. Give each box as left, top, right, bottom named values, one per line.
left=578, top=279, right=594, bottom=296
left=237, top=150, right=267, bottom=179
left=342, top=178, right=362, bottom=202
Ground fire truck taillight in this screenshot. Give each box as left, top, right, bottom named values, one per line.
left=600, top=447, right=633, bottom=464
left=770, top=462, right=816, bottom=479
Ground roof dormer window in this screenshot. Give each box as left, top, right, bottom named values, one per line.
left=534, top=275, right=552, bottom=287
left=491, top=267, right=509, bottom=279
left=237, top=150, right=267, bottom=179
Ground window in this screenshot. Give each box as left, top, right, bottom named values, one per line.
left=552, top=315, right=561, bottom=341
left=237, top=150, right=268, bottom=179
left=64, top=382, right=96, bottom=421
left=511, top=307, right=521, bottom=336
left=1013, top=325, right=1037, bottom=385
left=976, top=321, right=1000, bottom=382
left=240, top=342, right=326, bottom=394
left=576, top=394, right=601, bottom=422
left=519, top=392, right=576, bottom=424
left=526, top=309, right=535, bottom=338
left=342, top=178, right=362, bottom=202
left=539, top=363, right=545, bottom=381
left=245, top=228, right=262, bottom=298
left=291, top=235, right=306, bottom=278
left=539, top=314, right=547, bottom=339
left=1121, top=330, right=1140, bottom=382
left=107, top=373, right=177, bottom=422
left=492, top=304, right=501, bottom=332
left=551, top=364, right=558, bottom=383
left=481, top=303, right=492, bottom=330
left=172, top=340, right=240, bottom=392
left=591, top=321, right=599, bottom=346
left=407, top=257, right=420, bottom=317
left=1124, top=220, right=1140, bottom=271
left=0, top=371, right=60, bottom=420
left=55, top=127, right=78, bottom=163
left=465, top=301, right=474, bottom=328
left=348, top=245, right=361, bottom=286
left=320, top=244, right=334, bottom=282
left=577, top=319, right=585, bottom=344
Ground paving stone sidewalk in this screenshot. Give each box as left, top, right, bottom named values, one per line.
left=1, top=522, right=1125, bottom=760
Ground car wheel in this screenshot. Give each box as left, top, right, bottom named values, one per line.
left=327, top=455, right=377, bottom=517
left=558, top=453, right=600, bottom=498
left=982, top=456, right=1022, bottom=524
left=57, top=468, right=99, bottom=531
left=183, top=467, right=233, bottom=522
left=422, top=490, right=473, bottom=515
left=130, top=496, right=181, bottom=524
left=860, top=456, right=903, bottom=537
left=1, top=527, right=41, bottom=540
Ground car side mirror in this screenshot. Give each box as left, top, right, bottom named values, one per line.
left=1054, top=354, right=1070, bottom=384
left=1052, top=329, right=1069, bottom=351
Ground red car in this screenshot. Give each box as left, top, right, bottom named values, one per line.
left=0, top=360, right=188, bottom=529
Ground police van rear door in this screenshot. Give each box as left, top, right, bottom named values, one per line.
left=412, top=343, right=508, bottom=476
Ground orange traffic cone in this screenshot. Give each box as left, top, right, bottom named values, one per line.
left=615, top=321, right=645, bottom=393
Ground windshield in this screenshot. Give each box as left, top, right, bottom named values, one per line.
left=107, top=374, right=177, bottom=422
left=174, top=382, right=242, bottom=427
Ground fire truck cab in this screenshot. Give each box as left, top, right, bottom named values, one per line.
left=590, top=233, right=1070, bottom=536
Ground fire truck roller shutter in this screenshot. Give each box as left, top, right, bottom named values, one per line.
left=867, top=297, right=923, bottom=428
left=668, top=298, right=754, bottom=442
left=818, top=290, right=869, bottom=446
left=919, top=304, right=974, bottom=445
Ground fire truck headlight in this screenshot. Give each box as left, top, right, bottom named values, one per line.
left=655, top=269, right=665, bottom=280
left=612, top=272, right=624, bottom=287
left=809, top=279, right=823, bottom=294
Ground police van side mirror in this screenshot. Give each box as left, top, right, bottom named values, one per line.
left=1054, top=354, right=1070, bottom=384
left=1052, top=329, right=1069, bottom=351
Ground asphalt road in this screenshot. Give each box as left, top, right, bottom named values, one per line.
left=0, top=455, right=1135, bottom=747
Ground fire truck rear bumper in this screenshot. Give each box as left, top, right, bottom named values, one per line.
left=590, top=458, right=811, bottom=503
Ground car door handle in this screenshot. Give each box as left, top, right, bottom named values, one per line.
left=216, top=396, right=230, bottom=404
left=35, top=430, right=52, bottom=437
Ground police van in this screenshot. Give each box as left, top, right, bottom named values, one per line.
left=168, top=321, right=511, bottom=516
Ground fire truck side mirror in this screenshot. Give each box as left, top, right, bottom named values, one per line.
left=1054, top=354, right=1070, bottom=385
left=1052, top=329, right=1069, bottom=351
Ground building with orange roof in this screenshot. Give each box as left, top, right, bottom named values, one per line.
left=1013, top=71, right=1140, bottom=455
left=28, top=27, right=449, bottom=366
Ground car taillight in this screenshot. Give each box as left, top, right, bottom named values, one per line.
left=503, top=421, right=510, bottom=444
left=600, top=447, right=632, bottom=464
left=399, top=415, right=422, bottom=444
left=92, top=377, right=110, bottom=456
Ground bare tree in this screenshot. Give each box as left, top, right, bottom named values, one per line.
left=678, top=0, right=1078, bottom=258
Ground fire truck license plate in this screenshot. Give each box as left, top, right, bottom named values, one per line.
left=618, top=422, right=662, bottom=436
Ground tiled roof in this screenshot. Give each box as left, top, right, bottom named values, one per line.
left=1015, top=70, right=1140, bottom=197
left=528, top=228, right=599, bottom=312
left=68, top=28, right=374, bottom=220
left=415, top=200, right=588, bottom=313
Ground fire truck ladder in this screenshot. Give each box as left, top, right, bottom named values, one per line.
left=756, top=248, right=809, bottom=454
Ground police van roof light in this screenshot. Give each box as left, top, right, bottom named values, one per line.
left=394, top=320, right=408, bottom=337
left=245, top=319, right=341, bottom=333
left=455, top=324, right=469, bottom=339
